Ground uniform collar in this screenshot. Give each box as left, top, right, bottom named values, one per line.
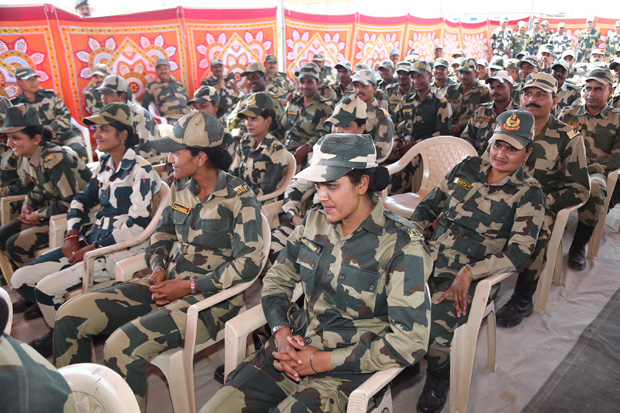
left=577, top=103, right=610, bottom=118
left=480, top=159, right=526, bottom=186
left=29, top=143, right=46, bottom=167
left=359, top=194, right=387, bottom=235
left=104, top=147, right=138, bottom=171
left=185, top=168, right=228, bottom=199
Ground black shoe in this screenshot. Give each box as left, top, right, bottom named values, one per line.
left=23, top=302, right=43, bottom=320
left=496, top=295, right=533, bottom=328
left=568, top=243, right=586, bottom=270
left=12, top=298, right=34, bottom=313
left=416, top=371, right=450, bottom=413
left=213, top=364, right=225, bottom=384
left=29, top=329, right=53, bottom=358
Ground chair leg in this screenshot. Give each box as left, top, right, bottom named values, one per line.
left=0, top=252, right=14, bottom=288
left=553, top=238, right=563, bottom=286
left=486, top=306, right=497, bottom=372
left=151, top=350, right=192, bottom=413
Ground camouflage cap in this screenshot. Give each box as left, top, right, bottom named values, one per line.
left=586, top=17, right=594, bottom=23
left=551, top=60, right=570, bottom=72
left=0, top=96, right=13, bottom=123
left=97, top=75, right=128, bottom=94
left=92, top=64, right=110, bottom=77
left=354, top=63, right=371, bottom=71
left=395, top=61, right=413, bottom=73
left=264, top=54, right=277, bottom=63
left=410, top=60, right=432, bottom=75
left=390, top=48, right=401, bottom=56
left=610, top=58, right=620, bottom=71
left=75, top=0, right=89, bottom=7
left=238, top=92, right=274, bottom=118
left=541, top=20, right=549, bottom=26
left=378, top=59, right=395, bottom=70
left=539, top=44, right=554, bottom=55
left=434, top=58, right=450, bottom=69
left=584, top=69, right=614, bottom=86
left=313, top=53, right=326, bottom=62
left=83, top=103, right=134, bottom=133
left=335, top=60, right=353, bottom=72
left=515, top=50, right=528, bottom=58
left=155, top=58, right=170, bottom=68
left=187, top=85, right=220, bottom=105
left=486, top=70, right=514, bottom=85
left=351, top=69, right=377, bottom=85
left=294, top=133, right=377, bottom=183
left=404, top=55, right=419, bottom=64
left=435, top=44, right=444, bottom=50
left=489, top=56, right=505, bottom=70
left=241, top=61, right=266, bottom=77
left=518, top=21, right=528, bottom=28
left=151, top=111, right=224, bottom=152
left=211, top=58, right=224, bottom=66
left=452, top=58, right=464, bottom=67
left=591, top=48, right=606, bottom=56
left=519, top=55, right=540, bottom=68
left=325, top=94, right=367, bottom=126
left=501, top=17, right=509, bottom=23
left=477, top=59, right=489, bottom=68
left=506, top=58, right=519, bottom=71
left=562, top=50, right=576, bottom=59
left=457, top=57, right=478, bottom=72
left=523, top=72, right=558, bottom=94
left=558, top=22, right=566, bottom=28
left=296, top=62, right=321, bottom=80
left=533, top=18, right=541, bottom=24
left=490, top=110, right=535, bottom=150
left=0, top=104, right=41, bottom=133
left=452, top=49, right=466, bottom=57
left=15, top=67, right=39, bottom=80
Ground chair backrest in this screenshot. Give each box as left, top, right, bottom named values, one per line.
left=59, top=363, right=140, bottom=413
left=71, top=117, right=94, bottom=163
left=148, top=102, right=168, bottom=125
left=0, top=288, right=12, bottom=335
left=257, top=151, right=297, bottom=203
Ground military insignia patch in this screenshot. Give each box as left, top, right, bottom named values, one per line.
left=172, top=202, right=191, bottom=214
left=407, top=228, right=422, bottom=239
left=454, top=177, right=472, bottom=190
left=234, top=184, right=249, bottom=195
left=300, top=237, right=322, bottom=254
left=503, top=113, right=521, bottom=130
left=287, top=111, right=299, bottom=116
left=139, top=160, right=150, bottom=166
left=43, top=154, right=54, bottom=162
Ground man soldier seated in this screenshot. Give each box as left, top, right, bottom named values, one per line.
left=552, top=60, right=582, bottom=116
left=201, top=57, right=243, bottom=119
left=431, top=58, right=457, bottom=97
left=321, top=60, right=353, bottom=102
left=84, top=63, right=109, bottom=115
left=386, top=61, right=413, bottom=115
left=377, top=59, right=396, bottom=91
left=74, top=0, right=93, bottom=17
left=312, top=53, right=336, bottom=86
left=264, top=54, right=293, bottom=101
left=141, top=58, right=190, bottom=124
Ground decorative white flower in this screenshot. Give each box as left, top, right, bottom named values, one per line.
left=0, top=37, right=52, bottom=97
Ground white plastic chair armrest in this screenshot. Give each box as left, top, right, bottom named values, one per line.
left=0, top=288, right=12, bottom=335
left=148, top=102, right=168, bottom=125
left=1, top=194, right=26, bottom=227
left=114, top=253, right=148, bottom=283
left=49, top=214, right=68, bottom=249
left=346, top=366, right=405, bottom=413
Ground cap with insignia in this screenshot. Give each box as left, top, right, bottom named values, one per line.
left=551, top=60, right=570, bottom=72
left=519, top=55, right=540, bottom=68
left=335, top=60, right=353, bottom=72
left=477, top=59, right=489, bottom=68
left=187, top=86, right=220, bottom=106
left=410, top=60, right=432, bottom=75
left=97, top=75, right=129, bottom=94
left=325, top=94, right=367, bottom=126
left=0, top=97, right=13, bottom=123
left=83, top=103, right=134, bottom=133
left=0, top=104, right=41, bottom=134
left=211, top=58, right=224, bottom=66
left=294, top=133, right=377, bottom=182
left=295, top=62, right=321, bottom=80
left=238, top=92, right=275, bottom=118
left=489, top=56, right=505, bottom=70
left=264, top=54, right=277, bottom=63
left=395, top=61, right=413, bottom=73
left=591, top=49, right=605, bottom=56
left=354, top=63, right=371, bottom=71
left=92, top=64, right=109, bottom=77
left=155, top=58, right=170, bottom=68
left=434, top=58, right=450, bottom=69
left=390, top=48, right=401, bottom=56
left=534, top=18, right=541, bottom=24
left=452, top=49, right=466, bottom=58
left=312, top=53, right=325, bottom=62
left=515, top=50, right=528, bottom=58
left=522, top=72, right=558, bottom=94
left=241, top=61, right=266, bottom=77
left=151, top=111, right=224, bottom=152
left=490, top=110, right=535, bottom=150
left=506, top=58, right=519, bottom=72
left=486, top=70, right=514, bottom=85
left=457, top=57, right=478, bottom=72
left=378, top=60, right=395, bottom=70
left=15, top=67, right=39, bottom=80
left=561, top=50, right=576, bottom=59
left=584, top=69, right=614, bottom=86
left=539, top=45, right=554, bottom=55
left=351, top=69, right=376, bottom=86
left=541, top=20, right=549, bottom=26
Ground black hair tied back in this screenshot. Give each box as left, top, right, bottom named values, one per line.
left=347, top=165, right=390, bottom=194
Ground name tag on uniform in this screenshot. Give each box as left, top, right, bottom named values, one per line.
left=172, top=202, right=191, bottom=214
left=454, top=177, right=472, bottom=190
left=287, top=111, right=298, bottom=116
left=403, top=108, right=412, bottom=113
left=300, top=237, right=322, bottom=254
left=474, top=117, right=491, bottom=123
left=234, top=184, right=249, bottom=195
left=566, top=121, right=583, bottom=128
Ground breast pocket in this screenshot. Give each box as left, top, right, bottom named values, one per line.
left=475, top=198, right=512, bottom=238
left=199, top=219, right=232, bottom=249
left=296, top=241, right=322, bottom=296
left=172, top=209, right=190, bottom=243
left=334, top=264, right=381, bottom=319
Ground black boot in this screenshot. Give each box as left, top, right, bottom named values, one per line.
left=496, top=276, right=536, bottom=328
left=567, top=222, right=595, bottom=271
left=29, top=329, right=53, bottom=358
left=23, top=302, right=43, bottom=320
left=213, top=364, right=225, bottom=384
left=417, top=368, right=450, bottom=413
left=12, top=298, right=34, bottom=313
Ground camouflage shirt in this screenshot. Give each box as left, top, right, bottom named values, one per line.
left=319, top=66, right=336, bottom=86
left=262, top=197, right=432, bottom=373
left=141, top=77, right=191, bottom=122
left=67, top=148, right=162, bottom=251
left=146, top=170, right=264, bottom=295
left=0, top=142, right=32, bottom=198
left=366, top=98, right=395, bottom=160
left=491, top=28, right=514, bottom=57
left=411, top=156, right=546, bottom=279
left=266, top=72, right=294, bottom=99
left=554, top=82, right=582, bottom=117
left=202, top=76, right=244, bottom=116
left=392, top=91, right=452, bottom=141
left=430, top=77, right=458, bottom=98
left=444, top=81, right=492, bottom=131
left=128, top=101, right=160, bottom=159
left=605, top=33, right=620, bottom=57
left=24, top=141, right=92, bottom=219
left=226, top=93, right=284, bottom=138
left=511, top=32, right=530, bottom=56
left=279, top=93, right=334, bottom=151
left=377, top=77, right=397, bottom=91
left=461, top=99, right=520, bottom=155
left=559, top=103, right=620, bottom=175
left=577, top=29, right=601, bottom=61
left=230, top=133, right=290, bottom=197
left=321, top=81, right=353, bottom=102
left=552, top=33, right=573, bottom=58
left=84, top=85, right=103, bottom=116
left=528, top=30, right=546, bottom=55
left=385, top=82, right=413, bottom=115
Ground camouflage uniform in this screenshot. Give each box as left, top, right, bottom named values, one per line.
left=366, top=98, right=395, bottom=160
left=511, top=31, right=530, bottom=57
left=12, top=90, right=87, bottom=161
left=491, top=28, right=514, bottom=57
left=141, top=76, right=191, bottom=123
left=385, top=82, right=412, bottom=115
left=203, top=194, right=432, bottom=413
left=0, top=142, right=32, bottom=200
left=377, top=77, right=397, bottom=91
left=227, top=92, right=284, bottom=139
left=127, top=101, right=160, bottom=159
left=266, top=72, right=294, bottom=99
left=552, top=32, right=573, bottom=59
left=231, top=133, right=290, bottom=197
left=322, top=81, right=353, bottom=102
left=319, top=65, right=336, bottom=86
left=279, top=94, right=334, bottom=152
left=0, top=333, right=76, bottom=412
left=54, top=170, right=264, bottom=411
left=555, top=81, right=582, bottom=116
left=411, top=156, right=545, bottom=373
left=605, top=32, right=620, bottom=57
left=83, top=85, right=103, bottom=115
left=461, top=99, right=520, bottom=155
left=0, top=141, right=91, bottom=267
left=444, top=81, right=492, bottom=133
left=577, top=28, right=601, bottom=62
left=431, top=77, right=458, bottom=98
left=528, top=30, right=546, bottom=55
left=12, top=148, right=162, bottom=326
left=202, top=76, right=244, bottom=117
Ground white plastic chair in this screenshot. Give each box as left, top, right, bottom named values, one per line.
left=0, top=288, right=12, bottom=334
left=533, top=201, right=586, bottom=314
left=59, top=363, right=140, bottom=413
left=71, top=117, right=94, bottom=163
left=588, top=168, right=620, bottom=259
left=113, top=213, right=270, bottom=413
left=449, top=272, right=514, bottom=413
left=148, top=102, right=168, bottom=125
left=377, top=137, right=394, bottom=164
left=384, top=137, right=477, bottom=218
left=257, top=151, right=297, bottom=203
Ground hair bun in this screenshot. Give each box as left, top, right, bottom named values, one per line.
left=372, top=166, right=390, bottom=192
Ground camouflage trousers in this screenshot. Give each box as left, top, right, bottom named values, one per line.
left=0, top=218, right=49, bottom=267
left=11, top=244, right=142, bottom=326
left=54, top=277, right=242, bottom=412
left=577, top=173, right=620, bottom=228
left=201, top=335, right=370, bottom=413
